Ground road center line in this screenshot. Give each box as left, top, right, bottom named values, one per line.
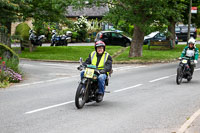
left=149, top=74, right=176, bottom=83
left=25, top=84, right=143, bottom=114
left=194, top=68, right=200, bottom=71
left=149, top=76, right=170, bottom=83
left=177, top=108, right=200, bottom=133
left=25, top=101, right=74, bottom=114
left=113, top=66, right=146, bottom=71
left=114, top=84, right=143, bottom=93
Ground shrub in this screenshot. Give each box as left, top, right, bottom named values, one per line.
left=73, top=16, right=90, bottom=41
left=15, top=22, right=31, bottom=41
left=0, top=57, right=22, bottom=85
left=0, top=43, right=22, bottom=87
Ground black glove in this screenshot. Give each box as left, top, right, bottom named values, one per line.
left=77, top=65, right=83, bottom=70
left=99, top=69, right=106, bottom=74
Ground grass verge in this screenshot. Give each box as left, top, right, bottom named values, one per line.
left=114, top=44, right=200, bottom=63
left=14, top=46, right=122, bottom=62
left=13, top=44, right=200, bottom=64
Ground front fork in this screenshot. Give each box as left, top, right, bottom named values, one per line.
left=81, top=78, right=90, bottom=102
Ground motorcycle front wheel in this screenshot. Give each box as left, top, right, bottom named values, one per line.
left=75, top=81, right=89, bottom=109
left=176, top=66, right=183, bottom=85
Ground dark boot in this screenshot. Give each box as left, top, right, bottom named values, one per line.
left=96, top=93, right=104, bottom=103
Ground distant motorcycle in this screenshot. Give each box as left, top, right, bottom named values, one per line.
left=29, top=30, right=45, bottom=46
left=51, top=30, right=71, bottom=46
left=176, top=57, right=194, bottom=85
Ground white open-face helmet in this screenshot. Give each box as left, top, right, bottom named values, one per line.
left=188, top=37, right=196, bottom=47
left=52, top=30, right=56, bottom=34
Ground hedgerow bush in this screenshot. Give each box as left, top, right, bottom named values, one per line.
left=15, top=22, right=30, bottom=41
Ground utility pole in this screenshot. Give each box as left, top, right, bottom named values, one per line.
left=187, top=0, right=192, bottom=43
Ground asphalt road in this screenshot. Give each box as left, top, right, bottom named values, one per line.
left=1, top=60, right=200, bottom=133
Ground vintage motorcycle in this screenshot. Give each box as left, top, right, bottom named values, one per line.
left=75, top=58, right=110, bottom=109
left=176, top=57, right=194, bottom=85
left=29, top=30, right=45, bottom=46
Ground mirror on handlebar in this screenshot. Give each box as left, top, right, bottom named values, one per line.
left=79, top=57, right=83, bottom=64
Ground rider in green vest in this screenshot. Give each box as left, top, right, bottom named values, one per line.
left=80, top=41, right=113, bottom=101
left=180, top=37, right=199, bottom=77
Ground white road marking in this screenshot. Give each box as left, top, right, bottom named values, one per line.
left=149, top=74, right=176, bottom=83
left=25, top=101, right=74, bottom=114
left=194, top=68, right=200, bottom=71
left=25, top=84, right=143, bottom=114
left=15, top=75, right=79, bottom=87
left=113, top=66, right=146, bottom=71
left=40, top=63, right=70, bottom=67
left=114, top=84, right=143, bottom=93
left=177, top=108, right=200, bottom=133
left=24, top=68, right=198, bottom=114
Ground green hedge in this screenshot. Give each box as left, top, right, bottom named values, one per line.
left=15, top=22, right=30, bottom=41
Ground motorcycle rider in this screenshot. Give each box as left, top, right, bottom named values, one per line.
left=51, top=30, right=57, bottom=46
left=180, top=37, right=199, bottom=77
left=80, top=41, right=112, bottom=102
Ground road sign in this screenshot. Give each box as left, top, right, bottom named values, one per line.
left=191, top=7, right=197, bottom=14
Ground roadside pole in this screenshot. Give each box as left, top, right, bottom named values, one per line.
left=187, top=0, right=192, bottom=44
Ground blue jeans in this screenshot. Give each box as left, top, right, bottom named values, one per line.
left=80, top=71, right=106, bottom=94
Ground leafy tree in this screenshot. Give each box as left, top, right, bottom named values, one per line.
left=74, top=0, right=191, bottom=57
left=104, top=0, right=173, bottom=57
left=0, top=0, right=72, bottom=35
left=164, top=0, right=187, bottom=47
left=0, top=0, right=21, bottom=33
left=18, top=0, right=71, bottom=35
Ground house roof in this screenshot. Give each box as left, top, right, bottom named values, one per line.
left=66, top=6, right=109, bottom=17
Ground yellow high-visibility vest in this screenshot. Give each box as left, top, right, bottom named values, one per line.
left=90, top=51, right=109, bottom=74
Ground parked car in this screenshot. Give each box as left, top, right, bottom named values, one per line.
left=95, top=31, right=132, bottom=47
left=175, top=24, right=197, bottom=41
left=143, top=31, right=178, bottom=45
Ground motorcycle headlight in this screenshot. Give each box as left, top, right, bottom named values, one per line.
left=182, top=59, right=187, bottom=64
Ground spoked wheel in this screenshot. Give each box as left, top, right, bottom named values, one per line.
left=75, top=81, right=89, bottom=109
left=176, top=66, right=183, bottom=85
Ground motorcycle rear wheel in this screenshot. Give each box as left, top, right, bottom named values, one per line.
left=75, top=81, right=89, bottom=109
left=176, top=66, right=183, bottom=85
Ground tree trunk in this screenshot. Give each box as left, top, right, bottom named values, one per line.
left=5, top=22, right=12, bottom=34
left=168, top=20, right=176, bottom=48
left=129, top=25, right=144, bottom=57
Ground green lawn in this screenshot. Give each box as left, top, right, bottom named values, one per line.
left=114, top=44, right=200, bottom=63
left=13, top=44, right=200, bottom=63
left=16, top=46, right=122, bottom=61
left=196, top=36, right=200, bottom=41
